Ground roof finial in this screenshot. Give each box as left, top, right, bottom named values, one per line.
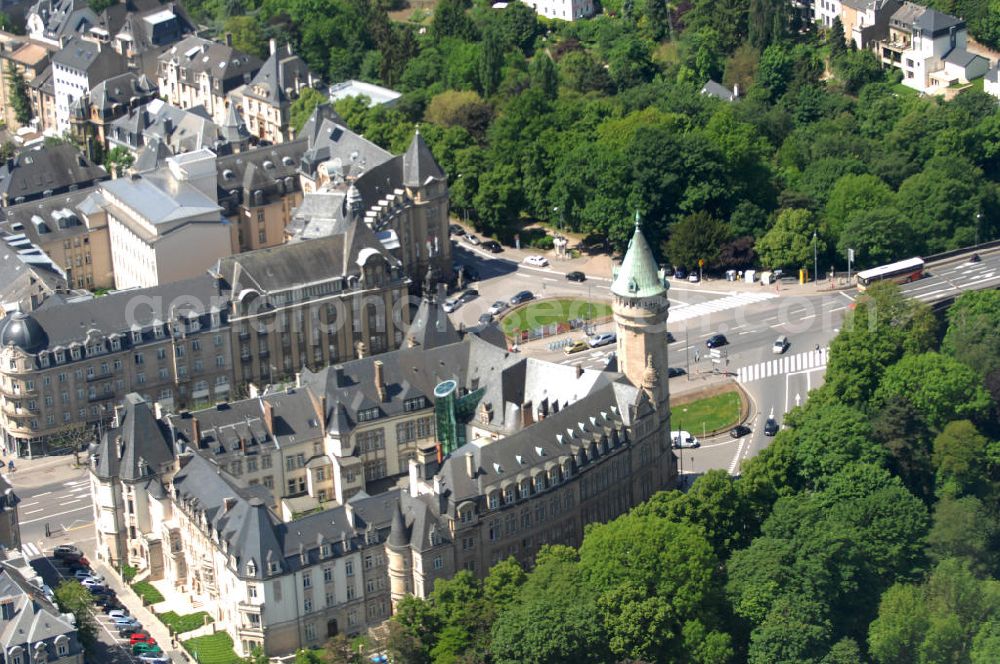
left=414, top=123, right=420, bottom=136
left=634, top=210, right=641, bottom=229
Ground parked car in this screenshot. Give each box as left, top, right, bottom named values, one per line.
left=670, top=430, right=700, bottom=449
left=74, top=570, right=102, bottom=582
left=133, top=642, right=163, bottom=655
left=113, top=616, right=140, bottom=628
left=130, top=633, right=153, bottom=645
left=666, top=332, right=676, bottom=343
left=448, top=224, right=464, bottom=235
left=107, top=609, right=130, bottom=620
left=523, top=255, right=549, bottom=267
left=705, top=334, right=728, bottom=348
left=509, top=290, right=534, bottom=306
left=688, top=274, right=700, bottom=283
left=588, top=332, right=616, bottom=348
left=482, top=240, right=503, bottom=253
left=566, top=271, right=586, bottom=282
left=667, top=367, right=685, bottom=378
left=102, top=598, right=125, bottom=613
left=564, top=340, right=589, bottom=355
left=488, top=300, right=509, bottom=316
left=970, top=253, right=981, bottom=263
left=137, top=656, right=169, bottom=664
left=772, top=335, right=789, bottom=354
left=478, top=313, right=493, bottom=326
left=457, top=289, right=479, bottom=305
left=674, top=267, right=688, bottom=280
left=730, top=425, right=752, bottom=438
left=118, top=625, right=141, bottom=637
left=763, top=418, right=780, bottom=436
left=464, top=233, right=480, bottom=245
left=53, top=545, right=82, bottom=560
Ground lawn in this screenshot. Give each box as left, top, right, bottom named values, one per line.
left=671, top=391, right=742, bottom=436
left=130, top=581, right=164, bottom=604
left=891, top=82, right=920, bottom=97
left=501, top=298, right=611, bottom=335
left=159, top=610, right=212, bottom=634
left=182, top=632, right=242, bottom=664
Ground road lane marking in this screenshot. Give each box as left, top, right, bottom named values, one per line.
left=20, top=504, right=91, bottom=525
left=24, top=508, right=44, bottom=515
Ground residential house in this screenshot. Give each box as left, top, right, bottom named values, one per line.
left=105, top=99, right=229, bottom=159
left=840, top=0, right=901, bottom=49
left=700, top=79, right=738, bottom=101
left=0, top=558, right=85, bottom=664
left=83, top=0, right=194, bottom=77
left=27, top=64, right=57, bottom=134
left=239, top=40, right=319, bottom=144
left=51, top=36, right=128, bottom=134
left=26, top=0, right=98, bottom=48
left=0, top=143, right=109, bottom=207
left=520, top=0, right=594, bottom=20
left=157, top=35, right=261, bottom=128
left=0, top=36, right=53, bottom=130
left=67, top=71, right=158, bottom=146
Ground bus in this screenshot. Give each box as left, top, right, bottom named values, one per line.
left=856, top=257, right=925, bottom=291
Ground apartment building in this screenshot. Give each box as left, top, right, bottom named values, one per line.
left=51, top=36, right=128, bottom=134
left=157, top=35, right=261, bottom=128
left=0, top=558, right=86, bottom=664
left=67, top=71, right=158, bottom=146
left=101, top=149, right=233, bottom=290
left=3, top=185, right=115, bottom=291
left=216, top=140, right=305, bottom=252
left=0, top=143, right=108, bottom=208
left=87, top=221, right=677, bottom=658
left=106, top=99, right=229, bottom=158
left=0, top=36, right=52, bottom=130
left=239, top=40, right=319, bottom=144
left=27, top=64, right=57, bottom=133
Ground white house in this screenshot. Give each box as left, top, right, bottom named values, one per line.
left=520, top=0, right=593, bottom=21
left=51, top=36, right=127, bottom=134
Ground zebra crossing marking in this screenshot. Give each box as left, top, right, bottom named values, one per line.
left=667, top=292, right=779, bottom=324
left=736, top=348, right=829, bottom=384
left=22, top=541, right=41, bottom=558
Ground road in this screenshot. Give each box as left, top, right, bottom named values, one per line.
left=7, top=456, right=95, bottom=559
left=449, top=236, right=854, bottom=477
left=900, top=250, right=1000, bottom=304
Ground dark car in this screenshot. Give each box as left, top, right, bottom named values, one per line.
left=482, top=240, right=503, bottom=253
left=103, top=600, right=125, bottom=613
left=509, top=290, right=534, bottom=306
left=118, top=625, right=141, bottom=637
left=478, top=313, right=493, bottom=325
left=763, top=418, right=779, bottom=436
left=667, top=367, right=686, bottom=378
left=970, top=253, right=982, bottom=263
left=53, top=545, right=82, bottom=560
left=448, top=224, right=464, bottom=235
left=666, top=332, right=676, bottom=343
left=730, top=425, right=751, bottom=438
left=454, top=264, right=479, bottom=283
left=566, top=271, right=586, bottom=282
left=706, top=334, right=728, bottom=348
left=458, top=289, right=479, bottom=304
left=662, top=265, right=674, bottom=277
left=675, top=267, right=688, bottom=280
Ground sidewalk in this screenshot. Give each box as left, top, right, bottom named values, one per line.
left=93, top=559, right=187, bottom=664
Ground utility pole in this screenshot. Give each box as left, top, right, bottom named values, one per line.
left=847, top=248, right=854, bottom=285
left=685, top=322, right=690, bottom=380
left=977, top=212, right=982, bottom=247
left=813, top=231, right=818, bottom=284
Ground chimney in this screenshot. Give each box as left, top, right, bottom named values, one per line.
left=295, top=372, right=302, bottom=388
left=269, top=38, right=276, bottom=56
left=320, top=395, right=327, bottom=435
left=262, top=399, right=274, bottom=433
left=333, top=365, right=344, bottom=388
left=223, top=497, right=237, bottom=512
left=190, top=416, right=201, bottom=447
left=225, top=32, right=233, bottom=47
left=465, top=453, right=475, bottom=480
left=374, top=360, right=386, bottom=402
left=201, top=43, right=209, bottom=54
left=576, top=364, right=583, bottom=379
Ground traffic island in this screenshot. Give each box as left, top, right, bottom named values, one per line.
left=670, top=384, right=747, bottom=439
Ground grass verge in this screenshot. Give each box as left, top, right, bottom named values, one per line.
left=131, top=581, right=164, bottom=604
left=501, top=298, right=611, bottom=335
left=182, top=632, right=242, bottom=664
left=671, top=391, right=741, bottom=435
left=159, top=610, right=212, bottom=634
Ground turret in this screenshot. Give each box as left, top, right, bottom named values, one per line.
left=386, top=499, right=412, bottom=612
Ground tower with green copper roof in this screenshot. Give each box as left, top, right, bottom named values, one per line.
left=612, top=212, right=670, bottom=421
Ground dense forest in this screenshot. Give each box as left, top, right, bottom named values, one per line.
left=306, top=284, right=999, bottom=664
left=183, top=0, right=1000, bottom=273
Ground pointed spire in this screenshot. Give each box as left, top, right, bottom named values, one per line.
left=403, top=129, right=445, bottom=187
left=634, top=209, right=641, bottom=228
left=612, top=215, right=666, bottom=299
left=388, top=500, right=408, bottom=548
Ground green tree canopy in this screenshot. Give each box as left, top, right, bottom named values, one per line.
left=755, top=208, right=826, bottom=270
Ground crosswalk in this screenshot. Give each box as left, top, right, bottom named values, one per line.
left=668, top=292, right=778, bottom=324
left=22, top=541, right=41, bottom=558
left=736, top=348, right=828, bottom=383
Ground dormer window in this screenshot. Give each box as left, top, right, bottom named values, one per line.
left=70, top=347, right=81, bottom=361
left=520, top=479, right=531, bottom=498
left=357, top=407, right=380, bottom=422
left=267, top=560, right=279, bottom=574
left=320, top=543, right=331, bottom=558
left=488, top=492, right=499, bottom=509
left=132, top=330, right=142, bottom=344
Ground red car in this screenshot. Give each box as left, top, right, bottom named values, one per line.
left=130, top=633, right=154, bottom=646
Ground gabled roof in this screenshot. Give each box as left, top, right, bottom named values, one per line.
left=403, top=287, right=460, bottom=350
left=943, top=46, right=986, bottom=68
left=244, top=43, right=316, bottom=106
left=94, top=393, right=174, bottom=481
left=402, top=129, right=445, bottom=187
left=913, top=6, right=963, bottom=33
left=0, top=561, right=82, bottom=654
left=700, top=79, right=735, bottom=101
left=0, top=143, right=109, bottom=205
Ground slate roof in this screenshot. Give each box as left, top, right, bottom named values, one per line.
left=988, top=63, right=1000, bottom=83
left=0, top=232, right=67, bottom=312
left=100, top=170, right=221, bottom=228
left=159, top=36, right=262, bottom=92
left=913, top=5, right=963, bottom=33
left=402, top=130, right=444, bottom=188
left=216, top=140, right=305, bottom=211
left=0, top=561, right=82, bottom=656
left=28, top=0, right=98, bottom=43
left=0, top=143, right=109, bottom=206
left=107, top=99, right=224, bottom=155
left=89, top=71, right=158, bottom=114
left=611, top=217, right=668, bottom=299
left=94, top=393, right=174, bottom=481
left=1, top=185, right=99, bottom=245
left=243, top=43, right=317, bottom=106
left=52, top=36, right=127, bottom=82
left=943, top=46, right=986, bottom=67
left=700, top=79, right=736, bottom=101
left=220, top=103, right=250, bottom=145
left=403, top=287, right=461, bottom=350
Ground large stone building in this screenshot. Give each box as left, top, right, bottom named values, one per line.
left=51, top=36, right=129, bottom=135
left=0, top=556, right=85, bottom=664
left=0, top=143, right=108, bottom=207
left=238, top=40, right=319, bottom=144
left=87, top=221, right=676, bottom=658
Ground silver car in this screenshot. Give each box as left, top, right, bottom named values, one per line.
left=488, top=301, right=509, bottom=316
left=588, top=332, right=616, bottom=348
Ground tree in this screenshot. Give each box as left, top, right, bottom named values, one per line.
left=104, top=145, right=134, bottom=178
left=245, top=646, right=270, bottom=664
left=54, top=580, right=97, bottom=648
left=482, top=557, right=527, bottom=610
left=932, top=420, right=992, bottom=498
left=873, top=353, right=992, bottom=432
left=425, top=90, right=493, bottom=137
left=491, top=1, right=538, bottom=55
left=289, top=87, right=327, bottom=135
left=868, top=583, right=930, bottom=664
left=832, top=49, right=884, bottom=94
left=640, top=0, right=669, bottom=41
left=529, top=54, right=558, bottom=99
left=870, top=396, right=935, bottom=501
left=432, top=0, right=477, bottom=41
left=755, top=208, right=826, bottom=270
left=478, top=26, right=504, bottom=97
left=748, top=0, right=789, bottom=49
left=223, top=16, right=267, bottom=58
left=928, top=495, right=997, bottom=572
left=664, top=211, right=731, bottom=271
left=942, top=290, right=1000, bottom=378
left=823, top=173, right=894, bottom=240
left=324, top=636, right=361, bottom=664
left=7, top=69, right=32, bottom=126
left=837, top=207, right=913, bottom=270
left=896, top=155, right=986, bottom=253
left=829, top=18, right=847, bottom=59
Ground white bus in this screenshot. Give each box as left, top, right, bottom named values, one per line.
left=856, top=257, right=925, bottom=291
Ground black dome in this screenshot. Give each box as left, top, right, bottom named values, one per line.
left=0, top=311, right=47, bottom=354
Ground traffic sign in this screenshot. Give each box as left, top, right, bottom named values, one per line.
left=698, top=258, right=705, bottom=267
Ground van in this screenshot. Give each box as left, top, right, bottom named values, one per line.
left=669, top=430, right=699, bottom=449
left=772, top=336, right=789, bottom=354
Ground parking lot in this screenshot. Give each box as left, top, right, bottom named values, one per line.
left=34, top=546, right=170, bottom=664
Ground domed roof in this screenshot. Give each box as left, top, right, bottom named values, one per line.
left=0, top=311, right=48, bottom=354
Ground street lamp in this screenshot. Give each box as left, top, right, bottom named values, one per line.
left=812, top=231, right=818, bottom=284
left=976, top=212, right=982, bottom=247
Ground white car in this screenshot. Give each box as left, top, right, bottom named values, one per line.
left=588, top=332, right=616, bottom=348
left=670, top=430, right=700, bottom=449
left=107, top=609, right=130, bottom=619
left=442, top=297, right=461, bottom=313
left=688, top=274, right=700, bottom=283
left=523, top=255, right=549, bottom=267
left=464, top=233, right=480, bottom=245
left=488, top=301, right=509, bottom=316
left=74, top=570, right=103, bottom=583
